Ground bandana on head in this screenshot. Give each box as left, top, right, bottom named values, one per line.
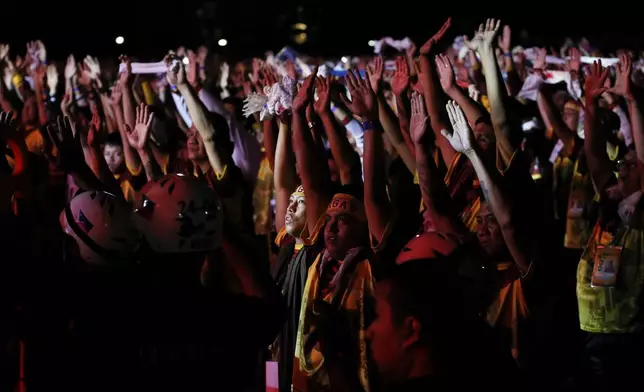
left=326, top=193, right=366, bottom=222
left=291, top=184, right=305, bottom=199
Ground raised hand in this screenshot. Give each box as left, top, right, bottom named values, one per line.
left=339, top=69, right=378, bottom=121
left=197, top=45, right=208, bottom=67
left=0, top=44, right=9, bottom=61
left=410, top=92, right=429, bottom=144
left=607, top=53, right=633, bottom=98
left=164, top=54, right=187, bottom=86
left=260, top=66, right=278, bottom=88
left=46, top=116, right=85, bottom=172
left=420, top=17, right=452, bottom=55
left=391, top=56, right=410, bottom=96
left=435, top=54, right=455, bottom=92
left=292, top=66, right=318, bottom=112
left=441, top=101, right=475, bottom=155
left=64, top=54, right=77, bottom=80
left=584, top=60, right=610, bottom=101
left=498, top=25, right=511, bottom=53
left=313, top=76, right=332, bottom=115
left=46, top=64, right=59, bottom=93
left=84, top=56, right=101, bottom=80
left=61, top=88, right=73, bottom=117
left=118, top=55, right=133, bottom=85
left=126, top=103, right=155, bottom=150
left=368, top=56, right=384, bottom=93
left=465, top=18, right=501, bottom=53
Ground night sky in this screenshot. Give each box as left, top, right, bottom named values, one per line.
left=0, top=2, right=640, bottom=62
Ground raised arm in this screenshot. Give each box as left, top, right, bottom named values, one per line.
left=274, top=118, right=297, bottom=232
left=369, top=57, right=415, bottom=173
left=341, top=69, right=390, bottom=241
left=125, top=103, right=163, bottom=182
left=85, top=112, right=123, bottom=199
left=442, top=102, right=531, bottom=274
left=110, top=84, right=140, bottom=175
left=292, top=67, right=331, bottom=234
left=537, top=83, right=577, bottom=149
left=419, top=18, right=457, bottom=168
left=466, top=19, right=521, bottom=165
left=411, top=94, right=467, bottom=237
left=583, top=61, right=614, bottom=192
left=315, top=76, right=360, bottom=185
left=436, top=54, right=489, bottom=130
left=391, top=56, right=416, bottom=158
left=609, top=54, right=644, bottom=163
left=167, top=56, right=227, bottom=174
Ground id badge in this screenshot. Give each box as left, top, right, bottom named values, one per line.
left=591, top=246, right=623, bottom=287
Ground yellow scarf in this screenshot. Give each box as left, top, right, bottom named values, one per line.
left=293, top=250, right=375, bottom=392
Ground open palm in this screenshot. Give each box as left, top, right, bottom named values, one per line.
left=441, top=101, right=474, bottom=154
left=126, top=103, right=155, bottom=150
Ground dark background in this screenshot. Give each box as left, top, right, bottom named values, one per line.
left=0, top=2, right=640, bottom=62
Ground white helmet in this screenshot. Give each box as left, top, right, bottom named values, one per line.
left=134, top=173, right=223, bottom=253
left=60, top=190, right=139, bottom=265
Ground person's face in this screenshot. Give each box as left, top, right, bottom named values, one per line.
left=324, top=209, right=364, bottom=259
left=617, top=149, right=641, bottom=197
left=474, top=122, right=494, bottom=151
left=186, top=128, right=207, bottom=161
left=476, top=202, right=505, bottom=256
left=103, top=144, right=124, bottom=173
left=366, top=281, right=407, bottom=380
left=285, top=193, right=306, bottom=238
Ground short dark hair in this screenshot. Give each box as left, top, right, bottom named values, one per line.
left=382, top=259, right=517, bottom=381
left=104, top=132, right=123, bottom=148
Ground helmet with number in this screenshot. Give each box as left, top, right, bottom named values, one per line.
left=134, top=173, right=223, bottom=253
left=395, top=232, right=461, bottom=265
left=60, top=190, right=139, bottom=265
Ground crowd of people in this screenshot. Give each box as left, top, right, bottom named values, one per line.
left=0, top=15, right=643, bottom=392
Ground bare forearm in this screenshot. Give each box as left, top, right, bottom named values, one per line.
left=479, top=50, right=516, bottom=162
left=364, top=122, right=391, bottom=241
left=177, top=84, right=225, bottom=172
left=395, top=94, right=416, bottom=158
left=122, top=83, right=136, bottom=129
left=112, top=102, right=140, bottom=171
left=584, top=102, right=613, bottom=191
left=274, top=122, right=297, bottom=193
left=420, top=55, right=456, bottom=166
left=320, top=110, right=359, bottom=184
left=628, top=94, right=644, bottom=163
left=137, top=147, right=163, bottom=182
left=416, top=141, right=466, bottom=236
left=293, top=109, right=329, bottom=232
left=537, top=89, right=576, bottom=145
left=263, top=118, right=278, bottom=170
left=445, top=86, right=486, bottom=127
left=467, top=148, right=531, bottom=273
left=377, top=97, right=415, bottom=172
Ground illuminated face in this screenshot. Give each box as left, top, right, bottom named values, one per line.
left=285, top=193, right=306, bottom=238
left=476, top=202, right=505, bottom=257
left=324, top=208, right=365, bottom=260
left=186, top=128, right=207, bottom=161
left=103, top=144, right=124, bottom=174
left=617, top=149, right=641, bottom=197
